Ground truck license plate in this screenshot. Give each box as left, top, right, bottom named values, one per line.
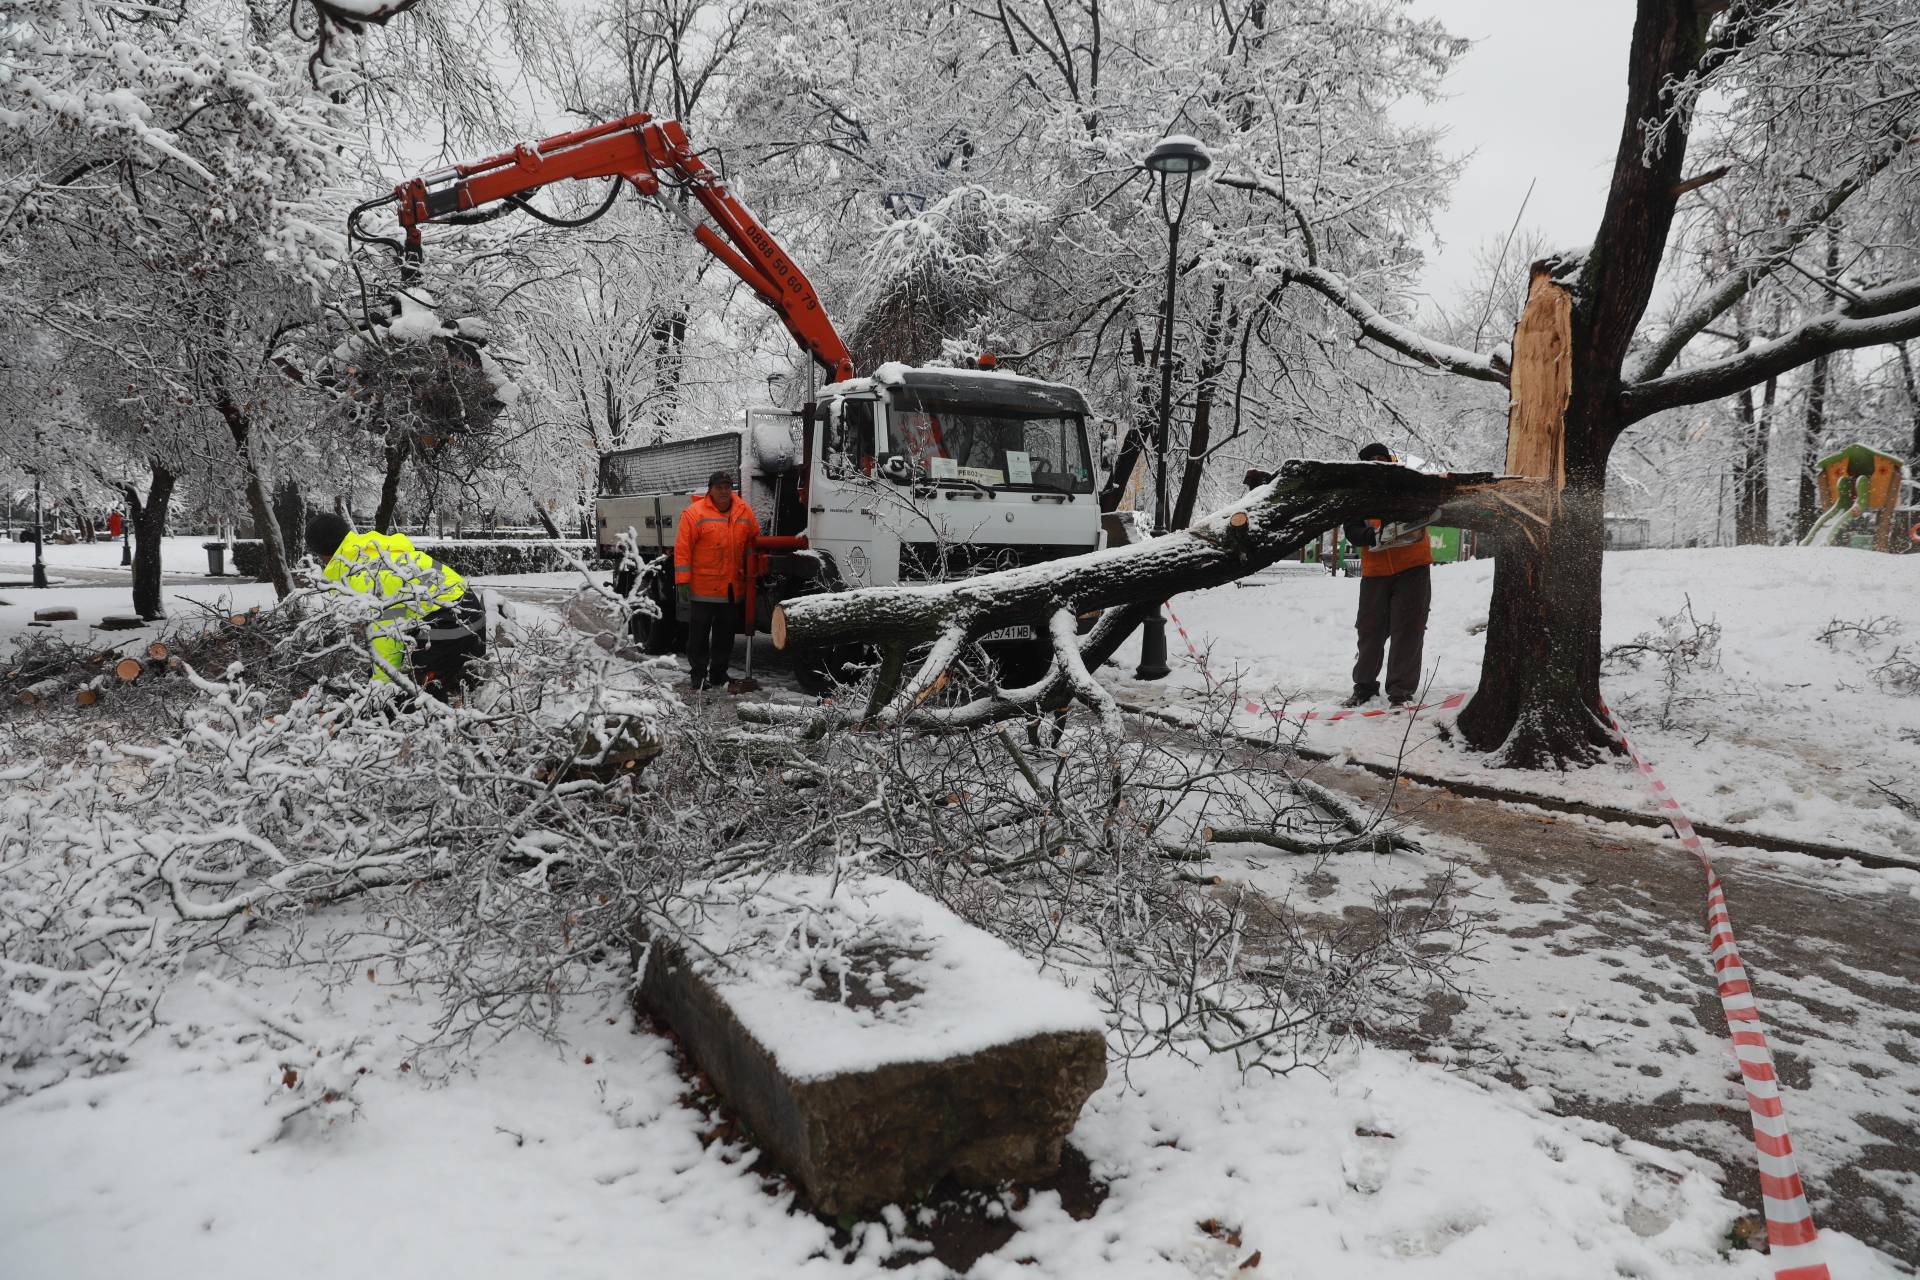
left=979, top=625, right=1036, bottom=642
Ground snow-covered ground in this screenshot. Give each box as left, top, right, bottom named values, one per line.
left=9, top=948, right=1893, bottom=1280
left=5, top=544, right=1917, bottom=1279
left=0, top=537, right=275, bottom=654
left=0, top=533, right=225, bottom=578
left=1111, top=547, right=1920, bottom=861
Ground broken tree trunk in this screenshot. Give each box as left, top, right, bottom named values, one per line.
left=1457, top=261, right=1606, bottom=765
left=772, top=460, right=1545, bottom=726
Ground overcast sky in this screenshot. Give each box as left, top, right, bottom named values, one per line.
left=1396, top=0, right=1639, bottom=314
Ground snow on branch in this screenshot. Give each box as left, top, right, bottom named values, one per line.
left=1623, top=275, right=1920, bottom=420
left=1281, top=266, right=1509, bottom=385
left=1626, top=135, right=1917, bottom=386
left=1213, top=173, right=1319, bottom=266
left=0, top=581, right=673, bottom=1093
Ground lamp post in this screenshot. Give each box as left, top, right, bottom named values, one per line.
left=1134, top=133, right=1210, bottom=681
left=30, top=426, right=46, bottom=590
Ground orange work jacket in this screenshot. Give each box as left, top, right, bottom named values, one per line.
left=1360, top=521, right=1434, bottom=577
left=674, top=493, right=759, bottom=602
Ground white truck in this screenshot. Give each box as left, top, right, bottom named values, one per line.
left=597, top=363, right=1104, bottom=691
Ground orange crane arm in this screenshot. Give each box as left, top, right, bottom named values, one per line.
left=384, top=113, right=855, bottom=384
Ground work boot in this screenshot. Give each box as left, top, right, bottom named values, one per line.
left=1341, top=684, right=1379, bottom=708
left=687, top=675, right=708, bottom=693
left=1389, top=694, right=1412, bottom=709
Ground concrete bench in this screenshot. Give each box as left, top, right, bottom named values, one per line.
left=634, top=873, right=1107, bottom=1215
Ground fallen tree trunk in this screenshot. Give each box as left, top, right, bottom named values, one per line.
left=769, top=460, right=1547, bottom=725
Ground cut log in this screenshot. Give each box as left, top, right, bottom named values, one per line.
left=17, top=678, right=64, bottom=705
left=33, top=608, right=77, bottom=623
left=633, top=873, right=1107, bottom=1215
left=772, top=461, right=1538, bottom=655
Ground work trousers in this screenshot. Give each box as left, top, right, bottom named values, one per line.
left=685, top=599, right=738, bottom=686
left=412, top=592, right=488, bottom=700
left=1352, top=564, right=1431, bottom=701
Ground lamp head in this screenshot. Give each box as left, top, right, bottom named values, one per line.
left=1143, top=135, right=1212, bottom=176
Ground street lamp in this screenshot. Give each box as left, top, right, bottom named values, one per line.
left=31, top=425, right=46, bottom=590
left=1134, top=133, right=1210, bottom=681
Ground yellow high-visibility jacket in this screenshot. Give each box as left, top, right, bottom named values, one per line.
left=322, top=530, right=466, bottom=680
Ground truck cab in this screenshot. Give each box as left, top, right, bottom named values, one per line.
left=597, top=363, right=1103, bottom=683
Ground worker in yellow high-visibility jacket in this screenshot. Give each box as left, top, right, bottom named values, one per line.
left=306, top=513, right=486, bottom=696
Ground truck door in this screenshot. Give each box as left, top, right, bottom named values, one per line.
left=809, top=395, right=899, bottom=587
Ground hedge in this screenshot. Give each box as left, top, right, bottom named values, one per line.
left=230, top=539, right=602, bottom=580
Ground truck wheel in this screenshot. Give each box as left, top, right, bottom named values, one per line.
left=629, top=580, right=681, bottom=654
left=793, top=644, right=864, bottom=696
left=611, top=560, right=639, bottom=599
left=993, top=640, right=1052, bottom=690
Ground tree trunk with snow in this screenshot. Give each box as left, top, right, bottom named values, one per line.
left=214, top=389, right=293, bottom=600
left=121, top=463, right=176, bottom=621
left=1732, top=373, right=1774, bottom=546
left=1897, top=342, right=1920, bottom=465
left=1453, top=2, right=1711, bottom=767
left=1170, top=284, right=1231, bottom=530
left=273, top=477, right=306, bottom=566
left=374, top=437, right=410, bottom=535
left=773, top=461, right=1544, bottom=723
left=1797, top=354, right=1829, bottom=541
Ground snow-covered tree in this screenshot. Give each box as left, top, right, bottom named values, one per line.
left=1, top=0, right=359, bottom=604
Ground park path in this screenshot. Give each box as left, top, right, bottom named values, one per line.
left=1288, top=761, right=1920, bottom=1265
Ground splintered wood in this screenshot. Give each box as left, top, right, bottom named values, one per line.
left=1505, top=265, right=1571, bottom=491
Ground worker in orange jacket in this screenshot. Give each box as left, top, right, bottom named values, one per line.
left=673, top=470, right=759, bottom=691
left=1341, top=443, right=1434, bottom=707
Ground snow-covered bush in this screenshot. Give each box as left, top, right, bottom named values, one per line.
left=0, top=578, right=673, bottom=1098
left=1603, top=597, right=1723, bottom=729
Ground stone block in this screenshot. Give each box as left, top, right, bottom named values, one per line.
left=635, top=874, right=1107, bottom=1215
left=33, top=608, right=77, bottom=622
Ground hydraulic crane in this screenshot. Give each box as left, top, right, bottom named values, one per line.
left=348, top=112, right=855, bottom=384
left=351, top=114, right=1103, bottom=692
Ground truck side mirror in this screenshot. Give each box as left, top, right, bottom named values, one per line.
left=878, top=454, right=913, bottom=486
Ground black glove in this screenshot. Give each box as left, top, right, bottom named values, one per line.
left=1341, top=520, right=1376, bottom=549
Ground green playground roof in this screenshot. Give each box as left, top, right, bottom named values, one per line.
left=1817, top=442, right=1905, bottom=474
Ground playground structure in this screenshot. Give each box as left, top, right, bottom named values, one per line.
left=1797, top=443, right=1912, bottom=552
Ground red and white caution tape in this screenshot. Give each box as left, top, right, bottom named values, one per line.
left=1600, top=698, right=1829, bottom=1280
left=1268, top=690, right=1465, bottom=722
left=1161, top=604, right=1464, bottom=723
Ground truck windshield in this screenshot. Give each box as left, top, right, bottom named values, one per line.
left=887, top=394, right=1094, bottom=494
